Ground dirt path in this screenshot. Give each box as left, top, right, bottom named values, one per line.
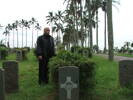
left=96, top=54, right=133, bottom=62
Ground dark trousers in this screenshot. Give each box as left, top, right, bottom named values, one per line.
left=38, top=58, right=49, bottom=84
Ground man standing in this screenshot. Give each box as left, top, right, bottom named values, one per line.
left=36, top=27, right=55, bottom=85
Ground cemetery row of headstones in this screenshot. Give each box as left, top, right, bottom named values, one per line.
left=59, top=60, right=133, bottom=100
left=0, top=50, right=27, bottom=61
left=0, top=60, right=133, bottom=100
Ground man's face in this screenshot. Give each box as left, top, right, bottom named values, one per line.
left=44, top=28, right=50, bottom=35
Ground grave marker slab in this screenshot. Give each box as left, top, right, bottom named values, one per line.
left=119, top=60, right=133, bottom=87
left=3, top=61, right=19, bottom=93
left=59, top=66, right=79, bottom=100
left=0, top=69, right=5, bottom=100
left=16, top=50, right=23, bottom=61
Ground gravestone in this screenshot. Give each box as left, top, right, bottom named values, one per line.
left=3, top=61, right=19, bottom=93
left=0, top=50, right=8, bottom=60
left=119, top=60, right=133, bottom=87
left=59, top=66, right=79, bottom=100
left=16, top=50, right=23, bottom=61
left=0, top=51, right=1, bottom=60
left=0, top=69, right=5, bottom=100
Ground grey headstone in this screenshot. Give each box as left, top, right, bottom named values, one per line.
left=59, top=66, right=79, bottom=100
left=0, top=51, right=1, bottom=60
left=0, top=69, right=5, bottom=100
left=3, top=61, right=19, bottom=93
left=119, top=60, right=133, bottom=87
left=16, top=50, right=23, bottom=61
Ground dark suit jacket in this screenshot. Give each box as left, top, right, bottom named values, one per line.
left=36, top=34, right=55, bottom=59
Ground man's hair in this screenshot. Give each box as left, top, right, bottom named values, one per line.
left=44, top=27, right=50, bottom=33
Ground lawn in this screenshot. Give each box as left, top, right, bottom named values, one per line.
left=116, top=53, right=133, bottom=58
left=93, top=56, right=133, bottom=100
left=0, top=51, right=133, bottom=100
left=0, top=51, right=55, bottom=100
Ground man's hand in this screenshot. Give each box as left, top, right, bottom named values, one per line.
left=38, top=56, right=42, bottom=60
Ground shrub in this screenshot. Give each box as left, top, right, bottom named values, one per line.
left=71, top=46, right=92, bottom=58
left=57, top=44, right=65, bottom=52
left=23, top=47, right=30, bottom=52
left=0, top=47, right=8, bottom=60
left=48, top=50, right=95, bottom=99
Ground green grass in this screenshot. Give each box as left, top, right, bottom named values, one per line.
left=92, top=56, right=133, bottom=100
left=0, top=52, right=133, bottom=100
left=0, top=51, right=55, bottom=100
left=116, top=53, right=133, bottom=58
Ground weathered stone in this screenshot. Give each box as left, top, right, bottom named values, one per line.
left=119, top=60, right=133, bottom=87
left=0, top=50, right=8, bottom=60
left=16, top=50, right=23, bottom=61
left=3, top=61, right=19, bottom=93
left=59, top=66, right=79, bottom=100
left=0, top=69, right=5, bottom=100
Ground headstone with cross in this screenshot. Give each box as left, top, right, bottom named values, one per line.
left=0, top=68, right=5, bottom=100
left=119, top=60, right=133, bottom=87
left=59, top=66, right=79, bottom=100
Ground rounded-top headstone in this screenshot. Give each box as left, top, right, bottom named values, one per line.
left=3, top=60, right=19, bottom=93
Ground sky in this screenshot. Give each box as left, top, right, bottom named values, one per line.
left=0, top=0, right=133, bottom=49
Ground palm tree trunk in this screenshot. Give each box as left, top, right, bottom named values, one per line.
left=26, top=28, right=28, bottom=47
left=22, top=27, right=24, bottom=48
left=86, top=0, right=93, bottom=51
left=32, top=26, right=34, bottom=48
left=104, top=10, right=107, bottom=53
left=96, top=10, right=99, bottom=53
left=107, top=0, right=114, bottom=61
left=75, top=3, right=79, bottom=46
left=80, top=0, right=84, bottom=47
left=8, top=34, right=10, bottom=48
left=13, top=29, right=15, bottom=48
left=89, top=14, right=93, bottom=52
left=73, top=1, right=78, bottom=46
left=17, top=29, right=19, bottom=48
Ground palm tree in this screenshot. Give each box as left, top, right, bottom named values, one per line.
left=55, top=11, right=64, bottom=23
left=85, top=0, right=93, bottom=51
left=19, top=19, right=25, bottom=48
left=24, top=20, right=30, bottom=47
left=35, top=23, right=41, bottom=38
left=102, top=0, right=107, bottom=53
left=63, top=24, right=76, bottom=50
left=91, top=0, right=102, bottom=53
left=52, top=22, right=64, bottom=46
left=15, top=20, right=19, bottom=48
left=3, top=26, right=10, bottom=47
left=64, top=0, right=79, bottom=46
left=46, top=12, right=56, bottom=36
left=55, top=10, right=64, bottom=43
left=107, top=0, right=114, bottom=61
left=29, top=17, right=37, bottom=48
left=83, top=14, right=89, bottom=47
left=12, top=23, right=16, bottom=48
left=7, top=24, right=12, bottom=47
